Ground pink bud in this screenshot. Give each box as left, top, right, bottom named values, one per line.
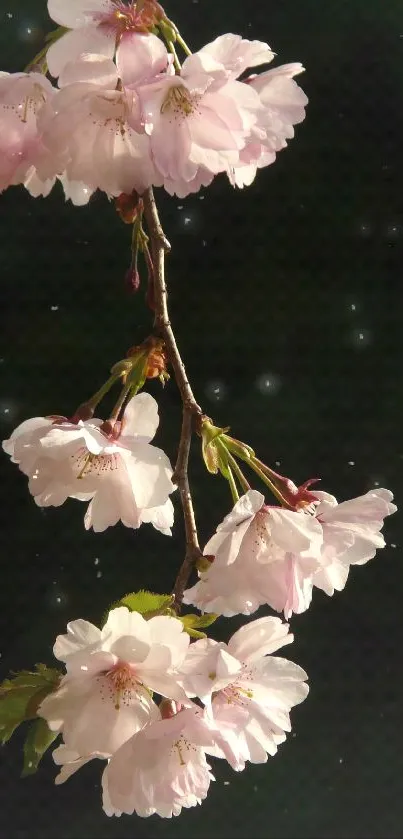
left=125, top=265, right=141, bottom=293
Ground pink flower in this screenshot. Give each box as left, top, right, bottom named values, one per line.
left=38, top=607, right=190, bottom=756
left=180, top=617, right=308, bottom=770
left=38, top=51, right=167, bottom=197
left=0, top=71, right=56, bottom=196
left=311, top=488, right=397, bottom=595
left=229, top=63, right=308, bottom=188
left=183, top=490, right=323, bottom=618
left=2, top=393, right=175, bottom=533
left=102, top=706, right=215, bottom=818
left=137, top=42, right=263, bottom=195
left=46, top=0, right=164, bottom=78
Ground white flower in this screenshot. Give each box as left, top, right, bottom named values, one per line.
left=2, top=393, right=175, bottom=534
left=183, top=490, right=323, bottom=618
left=180, top=616, right=308, bottom=769
left=38, top=607, right=190, bottom=756
left=312, top=488, right=397, bottom=595
left=102, top=706, right=215, bottom=818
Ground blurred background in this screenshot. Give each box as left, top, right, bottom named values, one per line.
left=0, top=1, right=402, bottom=837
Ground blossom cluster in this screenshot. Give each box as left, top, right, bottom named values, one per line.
left=3, top=397, right=396, bottom=619
left=38, top=607, right=308, bottom=818
left=184, top=487, right=397, bottom=618
left=0, top=0, right=308, bottom=202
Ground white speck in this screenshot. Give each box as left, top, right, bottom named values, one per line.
left=94, top=557, right=100, bottom=566
left=205, top=380, right=227, bottom=402
left=177, top=205, right=183, bottom=210
left=253, top=785, right=258, bottom=792
left=3, top=408, right=9, bottom=414
left=224, top=781, right=230, bottom=786
left=351, top=327, right=372, bottom=348
left=202, top=240, right=207, bottom=246
left=390, top=543, right=397, bottom=548
left=81, top=665, right=88, bottom=672
left=7, top=12, right=13, bottom=18
left=96, top=571, right=102, bottom=579
left=26, top=27, right=32, bottom=34
left=348, top=461, right=355, bottom=466
left=350, top=303, right=356, bottom=311
left=56, top=596, right=61, bottom=604
left=275, top=461, right=281, bottom=466
left=373, top=480, right=380, bottom=486
left=256, top=373, right=281, bottom=395
left=50, top=305, right=59, bottom=312
left=28, top=761, right=33, bottom=768
left=199, top=195, right=205, bottom=200
left=292, top=732, right=297, bottom=738
left=184, top=217, right=191, bottom=225
left=339, top=757, right=344, bottom=764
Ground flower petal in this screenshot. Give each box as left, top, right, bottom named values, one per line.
left=227, top=616, right=293, bottom=663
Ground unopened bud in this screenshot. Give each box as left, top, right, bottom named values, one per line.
left=125, top=265, right=141, bottom=293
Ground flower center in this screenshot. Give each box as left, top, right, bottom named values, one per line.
left=2, top=84, right=47, bottom=124
left=161, top=85, right=199, bottom=118
left=95, top=1, right=161, bottom=36
left=171, top=734, right=196, bottom=765
left=72, top=447, right=120, bottom=479
left=99, top=662, right=143, bottom=710
left=219, top=668, right=254, bottom=706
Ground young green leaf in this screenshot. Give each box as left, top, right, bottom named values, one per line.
left=110, top=590, right=175, bottom=619
left=22, top=718, right=59, bottom=777
left=0, top=665, right=61, bottom=746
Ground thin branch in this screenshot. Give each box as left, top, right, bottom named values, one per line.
left=142, top=188, right=203, bottom=610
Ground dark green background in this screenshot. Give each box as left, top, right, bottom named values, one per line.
left=1, top=1, right=403, bottom=836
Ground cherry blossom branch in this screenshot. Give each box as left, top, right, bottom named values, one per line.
left=142, top=187, right=203, bottom=609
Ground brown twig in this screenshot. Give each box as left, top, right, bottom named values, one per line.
left=142, top=187, right=203, bottom=610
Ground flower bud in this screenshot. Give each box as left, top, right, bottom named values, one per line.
left=125, top=265, right=141, bottom=293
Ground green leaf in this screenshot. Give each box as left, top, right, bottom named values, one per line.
left=110, top=590, right=175, bottom=619
left=0, top=665, right=61, bottom=746
left=22, top=718, right=58, bottom=777
left=180, top=612, right=218, bottom=638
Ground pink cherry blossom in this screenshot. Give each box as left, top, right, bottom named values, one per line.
left=137, top=46, right=263, bottom=195
left=38, top=607, right=190, bottom=756
left=46, top=0, right=164, bottom=78
left=183, top=490, right=323, bottom=618
left=184, top=33, right=275, bottom=82
left=180, top=617, right=308, bottom=769
left=102, top=706, right=215, bottom=818
left=0, top=71, right=57, bottom=196
left=228, top=63, right=308, bottom=188
left=2, top=392, right=175, bottom=533
left=311, top=488, right=397, bottom=595
left=38, top=52, right=167, bottom=197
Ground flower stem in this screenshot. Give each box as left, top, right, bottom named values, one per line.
left=87, top=372, right=122, bottom=410
left=142, top=188, right=203, bottom=610
left=110, top=382, right=131, bottom=421
left=227, top=465, right=240, bottom=504
left=226, top=451, right=251, bottom=495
